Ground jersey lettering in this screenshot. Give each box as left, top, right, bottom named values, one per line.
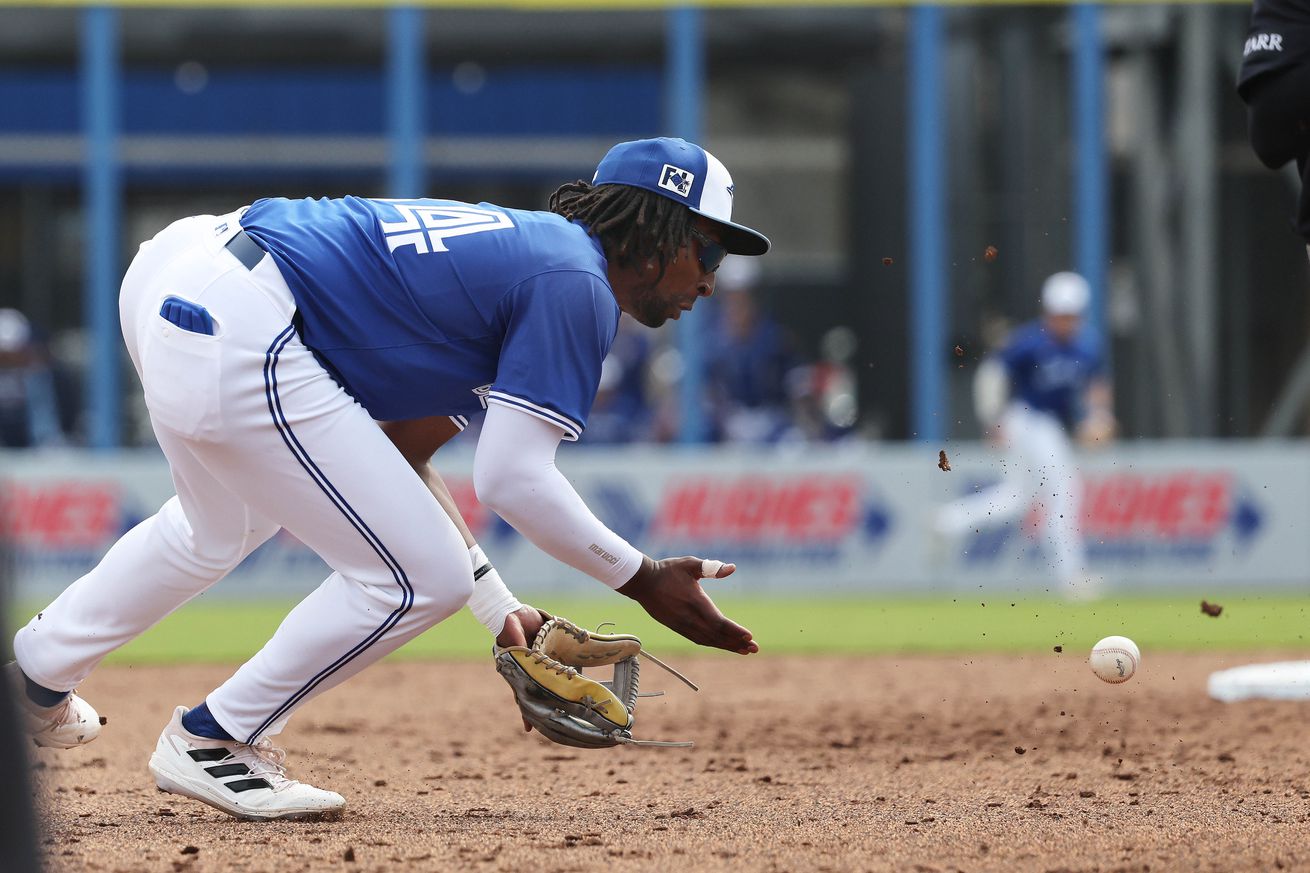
left=377, top=202, right=515, bottom=255
left=472, top=383, right=492, bottom=409
left=1244, top=32, right=1284, bottom=55
left=1034, top=358, right=1082, bottom=392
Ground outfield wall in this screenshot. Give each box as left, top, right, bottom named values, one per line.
left=3, top=441, right=1307, bottom=600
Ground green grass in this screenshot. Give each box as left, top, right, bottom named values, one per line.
left=15, top=593, right=1310, bottom=664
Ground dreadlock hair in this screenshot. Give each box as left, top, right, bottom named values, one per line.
left=548, top=180, right=693, bottom=278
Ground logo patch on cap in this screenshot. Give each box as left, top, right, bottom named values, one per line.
left=658, top=164, right=695, bottom=197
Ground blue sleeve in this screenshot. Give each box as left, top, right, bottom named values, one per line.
left=1084, top=341, right=1106, bottom=379
left=488, top=271, right=618, bottom=441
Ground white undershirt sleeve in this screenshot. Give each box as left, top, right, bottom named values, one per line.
left=473, top=402, right=644, bottom=589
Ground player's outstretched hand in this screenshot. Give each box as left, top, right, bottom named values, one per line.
left=618, top=556, right=758, bottom=655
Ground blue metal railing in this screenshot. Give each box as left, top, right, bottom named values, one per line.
left=1073, top=3, right=1108, bottom=360
left=387, top=6, right=425, bottom=198
left=69, top=6, right=1107, bottom=449
left=666, top=6, right=708, bottom=444
left=82, top=7, right=120, bottom=450
left=909, top=5, right=946, bottom=443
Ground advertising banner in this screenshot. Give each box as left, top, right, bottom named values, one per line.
left=3, top=441, right=1308, bottom=600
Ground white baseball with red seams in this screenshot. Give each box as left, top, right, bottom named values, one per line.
left=1089, top=635, right=1141, bottom=684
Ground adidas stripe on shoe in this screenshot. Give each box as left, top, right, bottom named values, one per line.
left=148, top=706, right=344, bottom=821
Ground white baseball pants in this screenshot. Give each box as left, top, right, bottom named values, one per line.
left=935, top=403, right=1086, bottom=586
left=13, top=213, right=473, bottom=742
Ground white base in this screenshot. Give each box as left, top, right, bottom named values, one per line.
left=1207, top=661, right=1310, bottom=702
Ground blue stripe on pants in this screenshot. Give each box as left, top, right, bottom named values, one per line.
left=247, top=324, right=414, bottom=742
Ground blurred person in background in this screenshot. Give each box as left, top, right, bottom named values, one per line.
left=0, top=308, right=65, bottom=449
left=580, top=315, right=654, bottom=444
left=706, top=256, right=800, bottom=444
left=788, top=326, right=860, bottom=442
left=1239, top=0, right=1310, bottom=264
left=932, top=272, right=1116, bottom=599
left=641, top=332, right=686, bottom=443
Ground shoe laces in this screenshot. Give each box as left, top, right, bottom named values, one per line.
left=29, top=695, right=75, bottom=728
left=232, top=738, right=297, bottom=790
left=527, top=650, right=577, bottom=679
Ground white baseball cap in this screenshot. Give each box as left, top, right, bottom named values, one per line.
left=1041, top=272, right=1091, bottom=315
left=592, top=137, right=770, bottom=256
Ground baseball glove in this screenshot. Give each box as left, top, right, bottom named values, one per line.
left=493, top=617, right=698, bottom=749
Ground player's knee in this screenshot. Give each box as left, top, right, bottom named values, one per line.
left=155, top=498, right=250, bottom=573
left=407, top=566, right=475, bottom=623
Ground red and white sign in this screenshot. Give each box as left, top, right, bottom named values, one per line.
left=1, top=442, right=1303, bottom=597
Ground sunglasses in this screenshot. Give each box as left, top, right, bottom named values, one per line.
left=688, top=228, right=728, bottom=274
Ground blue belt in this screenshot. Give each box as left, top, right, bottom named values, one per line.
left=225, top=229, right=267, bottom=271
left=158, top=229, right=267, bottom=335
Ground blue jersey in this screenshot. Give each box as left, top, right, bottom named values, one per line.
left=240, top=196, right=619, bottom=440
left=999, top=321, right=1103, bottom=428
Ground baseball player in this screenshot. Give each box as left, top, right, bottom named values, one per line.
left=933, top=272, right=1115, bottom=598
left=1239, top=0, right=1310, bottom=262
left=6, top=137, right=765, bottom=820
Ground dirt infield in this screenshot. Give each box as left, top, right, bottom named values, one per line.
left=28, top=651, right=1310, bottom=873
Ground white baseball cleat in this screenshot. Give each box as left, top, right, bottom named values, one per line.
left=22, top=693, right=102, bottom=749
left=5, top=662, right=102, bottom=749
left=148, top=706, right=345, bottom=821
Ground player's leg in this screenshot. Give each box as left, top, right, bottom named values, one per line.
left=184, top=354, right=473, bottom=743
left=12, top=428, right=279, bottom=701
left=143, top=311, right=472, bottom=820
left=127, top=232, right=472, bottom=818
left=11, top=217, right=281, bottom=746
left=934, top=405, right=1039, bottom=536
left=1026, top=415, right=1088, bottom=594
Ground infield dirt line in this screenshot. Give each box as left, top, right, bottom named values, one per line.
left=28, top=654, right=1310, bottom=873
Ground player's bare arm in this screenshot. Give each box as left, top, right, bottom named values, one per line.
left=1085, top=378, right=1115, bottom=422
left=379, top=415, right=458, bottom=469
left=378, top=416, right=471, bottom=543
left=1077, top=378, right=1118, bottom=445
left=379, top=416, right=548, bottom=646
left=474, top=403, right=757, bottom=656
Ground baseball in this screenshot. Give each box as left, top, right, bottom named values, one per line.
left=1089, top=635, right=1140, bottom=684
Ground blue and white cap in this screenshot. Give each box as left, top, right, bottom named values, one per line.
left=592, top=137, right=770, bottom=256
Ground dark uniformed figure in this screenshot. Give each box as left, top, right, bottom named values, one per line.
left=1239, top=0, right=1310, bottom=257
left=0, top=540, right=39, bottom=873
